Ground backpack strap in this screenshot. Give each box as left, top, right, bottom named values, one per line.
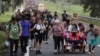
left=8, top=23, right=11, bottom=31
left=8, top=23, right=20, bottom=32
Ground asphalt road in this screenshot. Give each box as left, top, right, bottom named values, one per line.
left=4, top=34, right=100, bottom=56
left=29, top=34, right=100, bottom=56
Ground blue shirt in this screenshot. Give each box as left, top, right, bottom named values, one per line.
left=19, top=20, right=30, bottom=36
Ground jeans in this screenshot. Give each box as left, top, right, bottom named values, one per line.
left=9, top=38, right=19, bottom=54
left=20, top=36, right=28, bottom=53
left=53, top=36, right=61, bottom=51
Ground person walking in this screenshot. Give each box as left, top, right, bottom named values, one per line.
left=49, top=19, right=63, bottom=54
left=43, top=20, right=50, bottom=44
left=46, top=11, right=53, bottom=26
left=51, top=14, right=59, bottom=27
left=61, top=19, right=70, bottom=53
left=31, top=19, right=46, bottom=54
left=6, top=16, right=22, bottom=56
left=86, top=24, right=100, bottom=54
left=19, top=15, right=30, bottom=55
left=62, top=10, right=68, bottom=22
left=30, top=16, right=37, bottom=50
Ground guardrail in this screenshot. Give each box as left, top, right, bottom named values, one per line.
left=79, top=16, right=100, bottom=21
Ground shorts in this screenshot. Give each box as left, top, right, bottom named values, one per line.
left=36, top=34, right=43, bottom=44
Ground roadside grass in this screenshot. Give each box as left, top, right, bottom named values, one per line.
left=0, top=10, right=13, bottom=22
left=0, top=31, right=7, bottom=54
left=41, top=0, right=100, bottom=26
left=41, top=0, right=89, bottom=16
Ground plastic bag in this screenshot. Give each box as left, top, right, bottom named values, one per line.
left=5, top=40, right=10, bottom=47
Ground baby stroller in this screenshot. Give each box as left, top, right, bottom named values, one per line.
left=68, top=32, right=86, bottom=53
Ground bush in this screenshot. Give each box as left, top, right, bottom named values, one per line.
left=0, top=22, right=7, bottom=31
left=0, top=31, right=6, bottom=53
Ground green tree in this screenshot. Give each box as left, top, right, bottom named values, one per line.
left=81, top=0, right=100, bottom=17
left=1, top=0, right=23, bottom=13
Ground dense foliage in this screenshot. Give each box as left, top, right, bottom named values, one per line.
left=1, top=0, right=23, bottom=13
left=81, top=0, right=100, bottom=17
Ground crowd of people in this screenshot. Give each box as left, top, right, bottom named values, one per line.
left=5, top=7, right=100, bottom=56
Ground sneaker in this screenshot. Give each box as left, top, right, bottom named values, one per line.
left=46, top=41, right=48, bottom=44
left=43, top=41, right=46, bottom=44
left=91, top=50, right=94, bottom=53
left=54, top=50, right=57, bottom=54
left=88, top=52, right=91, bottom=55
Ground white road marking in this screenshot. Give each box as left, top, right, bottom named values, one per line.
left=24, top=46, right=30, bottom=56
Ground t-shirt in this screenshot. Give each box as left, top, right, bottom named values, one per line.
left=53, top=25, right=62, bottom=36
left=8, top=23, right=21, bottom=39
left=19, top=20, right=30, bottom=36
left=47, top=14, right=53, bottom=22
left=68, top=25, right=79, bottom=32
left=30, top=22, right=36, bottom=35
left=68, top=25, right=72, bottom=32
left=51, top=19, right=55, bottom=25
left=34, top=23, right=46, bottom=34
left=62, top=13, right=68, bottom=21
left=34, top=24, right=45, bottom=30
